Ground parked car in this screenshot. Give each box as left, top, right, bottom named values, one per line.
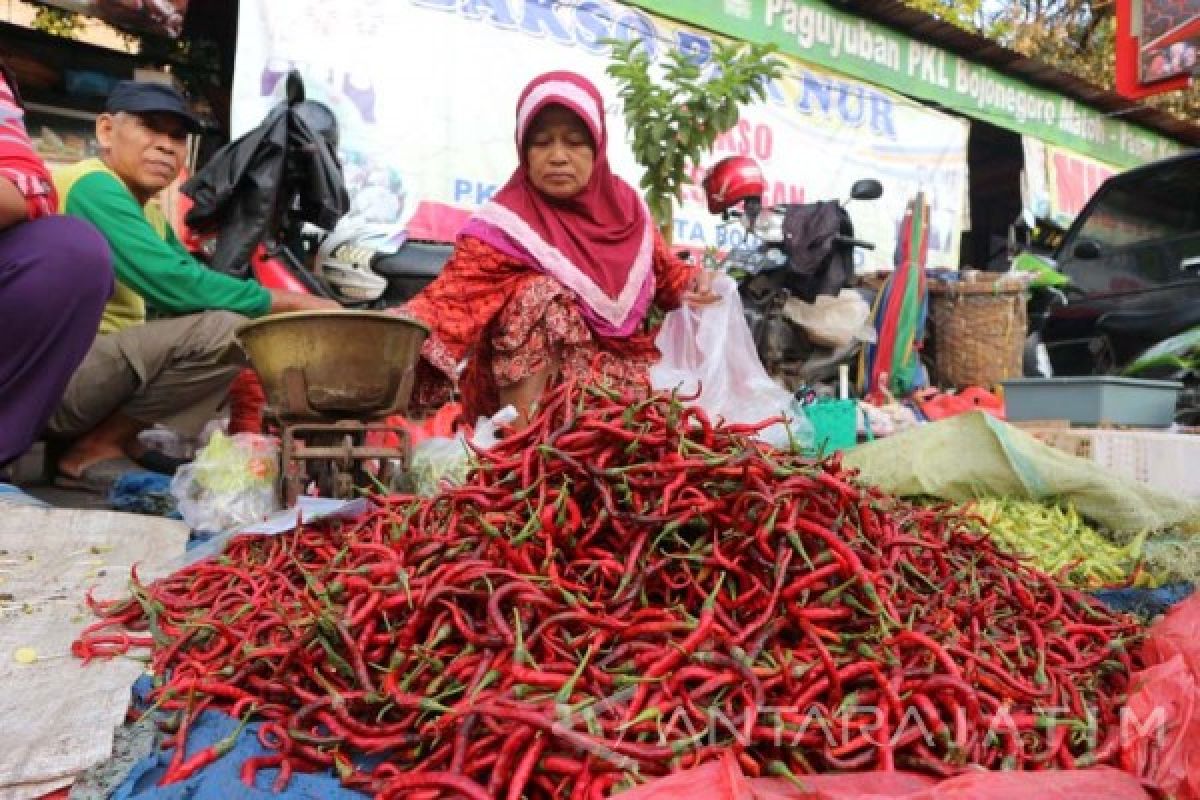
left=1022, top=151, right=1200, bottom=382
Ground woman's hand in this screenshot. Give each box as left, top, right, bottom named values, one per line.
left=683, top=268, right=721, bottom=307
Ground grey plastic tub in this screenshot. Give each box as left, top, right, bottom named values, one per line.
left=1002, top=377, right=1182, bottom=427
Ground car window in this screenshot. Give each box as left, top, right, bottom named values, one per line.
left=1074, top=158, right=1200, bottom=250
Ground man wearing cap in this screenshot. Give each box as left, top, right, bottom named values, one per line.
left=49, top=80, right=335, bottom=490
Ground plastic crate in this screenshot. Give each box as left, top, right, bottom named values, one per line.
left=1021, top=426, right=1200, bottom=498
left=803, top=399, right=859, bottom=456
left=1002, top=377, right=1182, bottom=428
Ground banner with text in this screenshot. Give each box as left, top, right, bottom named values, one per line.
left=233, top=0, right=969, bottom=270
left=624, top=0, right=1181, bottom=169
left=1022, top=136, right=1119, bottom=225
left=1138, top=0, right=1200, bottom=83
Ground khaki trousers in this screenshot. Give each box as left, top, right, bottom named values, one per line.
left=49, top=311, right=247, bottom=440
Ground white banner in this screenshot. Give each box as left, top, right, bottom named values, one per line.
left=233, top=0, right=969, bottom=271
left=1023, top=135, right=1119, bottom=225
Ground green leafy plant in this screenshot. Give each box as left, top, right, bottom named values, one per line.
left=606, top=38, right=785, bottom=237
left=140, top=36, right=224, bottom=96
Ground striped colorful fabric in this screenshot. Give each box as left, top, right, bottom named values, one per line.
left=0, top=62, right=56, bottom=219
left=859, top=192, right=929, bottom=401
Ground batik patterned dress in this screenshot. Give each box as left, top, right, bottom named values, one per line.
left=403, top=233, right=695, bottom=421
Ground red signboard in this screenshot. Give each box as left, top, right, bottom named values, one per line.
left=1139, top=0, right=1200, bottom=82
left=1116, top=0, right=1195, bottom=99
left=1050, top=150, right=1117, bottom=219
left=40, top=0, right=188, bottom=38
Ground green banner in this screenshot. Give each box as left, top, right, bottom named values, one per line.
left=622, top=0, right=1181, bottom=168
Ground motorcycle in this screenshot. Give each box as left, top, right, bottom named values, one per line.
left=1007, top=209, right=1072, bottom=378
left=323, top=221, right=451, bottom=308
left=701, top=156, right=882, bottom=392
left=1007, top=209, right=1069, bottom=296
left=182, top=71, right=451, bottom=306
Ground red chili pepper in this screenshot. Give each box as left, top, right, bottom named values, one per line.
left=239, top=753, right=285, bottom=789
left=376, top=771, right=491, bottom=800
left=487, top=725, right=534, bottom=797
left=70, top=380, right=1139, bottom=796
left=159, top=713, right=249, bottom=786
left=505, top=732, right=547, bottom=800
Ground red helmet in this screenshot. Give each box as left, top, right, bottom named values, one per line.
left=702, top=156, right=765, bottom=214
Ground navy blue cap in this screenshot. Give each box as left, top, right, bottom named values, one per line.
left=105, top=80, right=203, bottom=132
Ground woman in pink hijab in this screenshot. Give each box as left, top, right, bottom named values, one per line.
left=404, top=71, right=715, bottom=426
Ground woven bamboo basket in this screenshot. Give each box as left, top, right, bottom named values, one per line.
left=930, top=275, right=1027, bottom=389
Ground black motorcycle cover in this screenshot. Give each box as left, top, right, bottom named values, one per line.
left=779, top=200, right=854, bottom=303
left=181, top=101, right=348, bottom=278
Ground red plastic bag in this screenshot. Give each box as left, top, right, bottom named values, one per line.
left=610, top=754, right=930, bottom=800
left=614, top=755, right=1148, bottom=800
left=1121, top=655, right=1200, bottom=800
left=1142, top=593, right=1200, bottom=675
left=925, top=767, right=1149, bottom=799
left=612, top=755, right=754, bottom=800
left=368, top=402, right=463, bottom=449
left=228, top=368, right=267, bottom=435
left=753, top=772, right=935, bottom=799
left=914, top=387, right=1004, bottom=422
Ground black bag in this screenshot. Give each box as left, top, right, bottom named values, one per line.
left=778, top=200, right=855, bottom=303
left=182, top=79, right=347, bottom=278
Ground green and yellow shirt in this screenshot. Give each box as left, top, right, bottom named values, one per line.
left=54, top=158, right=270, bottom=334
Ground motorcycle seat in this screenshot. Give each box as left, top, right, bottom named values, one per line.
left=1096, top=304, right=1200, bottom=340
left=373, top=241, right=453, bottom=278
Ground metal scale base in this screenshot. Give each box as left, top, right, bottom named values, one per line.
left=233, top=310, right=430, bottom=508
left=276, top=418, right=410, bottom=508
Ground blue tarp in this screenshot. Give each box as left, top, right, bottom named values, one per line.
left=108, top=471, right=179, bottom=518
left=112, top=710, right=368, bottom=800
left=0, top=482, right=46, bottom=506
left=1092, top=582, right=1196, bottom=619
left=111, top=679, right=368, bottom=800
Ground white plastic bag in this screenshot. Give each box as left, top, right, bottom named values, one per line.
left=170, top=432, right=279, bottom=532
left=137, top=424, right=194, bottom=460
left=471, top=406, right=518, bottom=451
left=651, top=274, right=811, bottom=450
left=783, top=289, right=874, bottom=349
left=409, top=406, right=518, bottom=496
left=410, top=436, right=471, bottom=496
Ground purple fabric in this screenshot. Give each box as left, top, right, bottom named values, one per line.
left=0, top=216, right=112, bottom=465
left=458, top=219, right=656, bottom=339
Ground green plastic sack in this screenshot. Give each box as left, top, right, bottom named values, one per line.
left=844, top=411, right=1200, bottom=536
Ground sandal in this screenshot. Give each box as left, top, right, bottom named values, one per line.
left=132, top=449, right=189, bottom=475
left=54, top=456, right=146, bottom=495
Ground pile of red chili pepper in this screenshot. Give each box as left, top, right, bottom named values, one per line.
left=75, top=381, right=1142, bottom=799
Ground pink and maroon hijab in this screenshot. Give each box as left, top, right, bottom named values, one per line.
left=462, top=71, right=656, bottom=337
